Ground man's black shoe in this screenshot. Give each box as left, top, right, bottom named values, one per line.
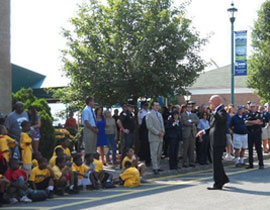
left=183, top=165, right=188, bottom=168
left=189, top=164, right=195, bottom=168
left=153, top=169, right=159, bottom=175
left=207, top=186, right=222, bottom=190
left=158, top=169, right=164, bottom=172
left=246, top=165, right=254, bottom=169
left=259, top=165, right=264, bottom=170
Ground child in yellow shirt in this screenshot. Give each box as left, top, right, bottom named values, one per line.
left=53, top=138, right=71, bottom=157
left=85, top=153, right=114, bottom=189
left=32, top=151, right=42, bottom=168
left=120, top=161, right=141, bottom=188
left=121, top=148, right=146, bottom=180
left=49, top=147, right=64, bottom=168
left=29, top=157, right=54, bottom=198
left=93, top=153, right=104, bottom=172
left=52, top=156, right=77, bottom=195
left=20, top=121, right=33, bottom=176
left=0, top=125, right=16, bottom=162
left=71, top=154, right=90, bottom=190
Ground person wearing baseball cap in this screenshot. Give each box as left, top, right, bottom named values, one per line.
left=245, top=102, right=264, bottom=169
left=230, top=105, right=248, bottom=167
left=262, top=103, right=270, bottom=153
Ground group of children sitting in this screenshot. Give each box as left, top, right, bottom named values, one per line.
left=0, top=121, right=145, bottom=206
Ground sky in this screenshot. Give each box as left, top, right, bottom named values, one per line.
left=10, top=0, right=266, bottom=88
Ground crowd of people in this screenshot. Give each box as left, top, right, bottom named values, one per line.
left=0, top=96, right=270, bottom=205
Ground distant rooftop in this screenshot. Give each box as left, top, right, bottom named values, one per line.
left=189, top=65, right=248, bottom=90
left=12, top=64, right=46, bottom=92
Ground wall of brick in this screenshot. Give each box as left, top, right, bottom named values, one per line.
left=0, top=0, right=11, bottom=115
left=177, top=93, right=260, bottom=106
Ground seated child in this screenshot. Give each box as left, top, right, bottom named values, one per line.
left=52, top=156, right=77, bottom=195
left=71, top=154, right=90, bottom=190
left=0, top=125, right=16, bottom=163
left=93, top=153, right=104, bottom=172
left=4, top=158, right=32, bottom=203
left=119, top=161, right=141, bottom=188
left=29, top=157, right=54, bottom=198
left=32, top=151, right=42, bottom=168
left=53, top=138, right=71, bottom=157
left=122, top=148, right=146, bottom=180
left=20, top=121, right=33, bottom=176
left=86, top=153, right=114, bottom=189
left=49, top=147, right=64, bottom=168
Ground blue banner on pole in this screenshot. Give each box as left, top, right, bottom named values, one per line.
left=235, top=30, right=247, bottom=76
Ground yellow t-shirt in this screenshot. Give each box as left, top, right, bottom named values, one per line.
left=32, top=159, right=39, bottom=168
left=0, top=135, right=16, bottom=162
left=121, top=156, right=132, bottom=170
left=20, top=132, right=32, bottom=164
left=93, top=159, right=103, bottom=172
left=29, top=166, right=51, bottom=183
left=52, top=165, right=63, bottom=180
left=71, top=163, right=89, bottom=179
left=120, top=167, right=141, bottom=187
left=53, top=145, right=71, bottom=157
left=49, top=156, right=57, bottom=168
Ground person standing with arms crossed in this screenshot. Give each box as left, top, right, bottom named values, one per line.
left=82, top=96, right=98, bottom=157
left=197, top=95, right=229, bottom=190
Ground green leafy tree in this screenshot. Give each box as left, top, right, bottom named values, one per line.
left=61, top=0, right=206, bottom=106
left=12, top=88, right=56, bottom=159
left=247, top=0, right=270, bottom=102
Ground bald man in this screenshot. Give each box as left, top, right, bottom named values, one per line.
left=197, top=95, right=229, bottom=190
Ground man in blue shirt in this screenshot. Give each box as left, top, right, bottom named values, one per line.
left=230, top=105, right=248, bottom=167
left=82, top=96, right=98, bottom=156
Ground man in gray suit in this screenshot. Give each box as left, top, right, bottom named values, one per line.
left=181, top=104, right=199, bottom=167
left=146, top=102, right=165, bottom=175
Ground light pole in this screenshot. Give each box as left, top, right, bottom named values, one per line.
left=227, top=2, right=237, bottom=105
left=184, top=91, right=191, bottom=104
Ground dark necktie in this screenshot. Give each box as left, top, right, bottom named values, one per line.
left=156, top=112, right=162, bottom=124
left=91, top=108, right=96, bottom=126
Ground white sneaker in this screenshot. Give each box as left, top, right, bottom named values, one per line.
left=225, top=154, right=234, bottom=160
left=9, top=198, right=19, bottom=204
left=20, top=196, right=32, bottom=203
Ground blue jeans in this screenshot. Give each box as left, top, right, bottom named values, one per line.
left=106, top=134, right=117, bottom=164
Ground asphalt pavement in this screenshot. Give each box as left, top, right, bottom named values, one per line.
left=2, top=157, right=270, bottom=210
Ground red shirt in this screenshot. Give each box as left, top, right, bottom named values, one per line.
left=5, top=169, right=27, bottom=181
left=65, top=118, right=77, bottom=129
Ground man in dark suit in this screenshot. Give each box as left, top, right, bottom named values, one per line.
left=197, top=95, right=229, bottom=190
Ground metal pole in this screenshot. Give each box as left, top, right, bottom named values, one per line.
left=230, top=17, right=235, bottom=105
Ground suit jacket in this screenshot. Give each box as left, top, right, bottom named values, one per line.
left=165, top=118, right=183, bottom=141
left=181, top=112, right=199, bottom=139
left=205, top=105, right=227, bottom=148
left=146, top=110, right=165, bottom=142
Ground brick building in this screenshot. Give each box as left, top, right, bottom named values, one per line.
left=178, top=65, right=260, bottom=106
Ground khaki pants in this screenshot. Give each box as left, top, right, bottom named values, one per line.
left=83, top=127, right=97, bottom=155
left=149, top=140, right=163, bottom=170
left=182, top=137, right=195, bottom=166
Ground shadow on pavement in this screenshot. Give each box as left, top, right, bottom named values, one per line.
left=223, top=186, right=270, bottom=196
